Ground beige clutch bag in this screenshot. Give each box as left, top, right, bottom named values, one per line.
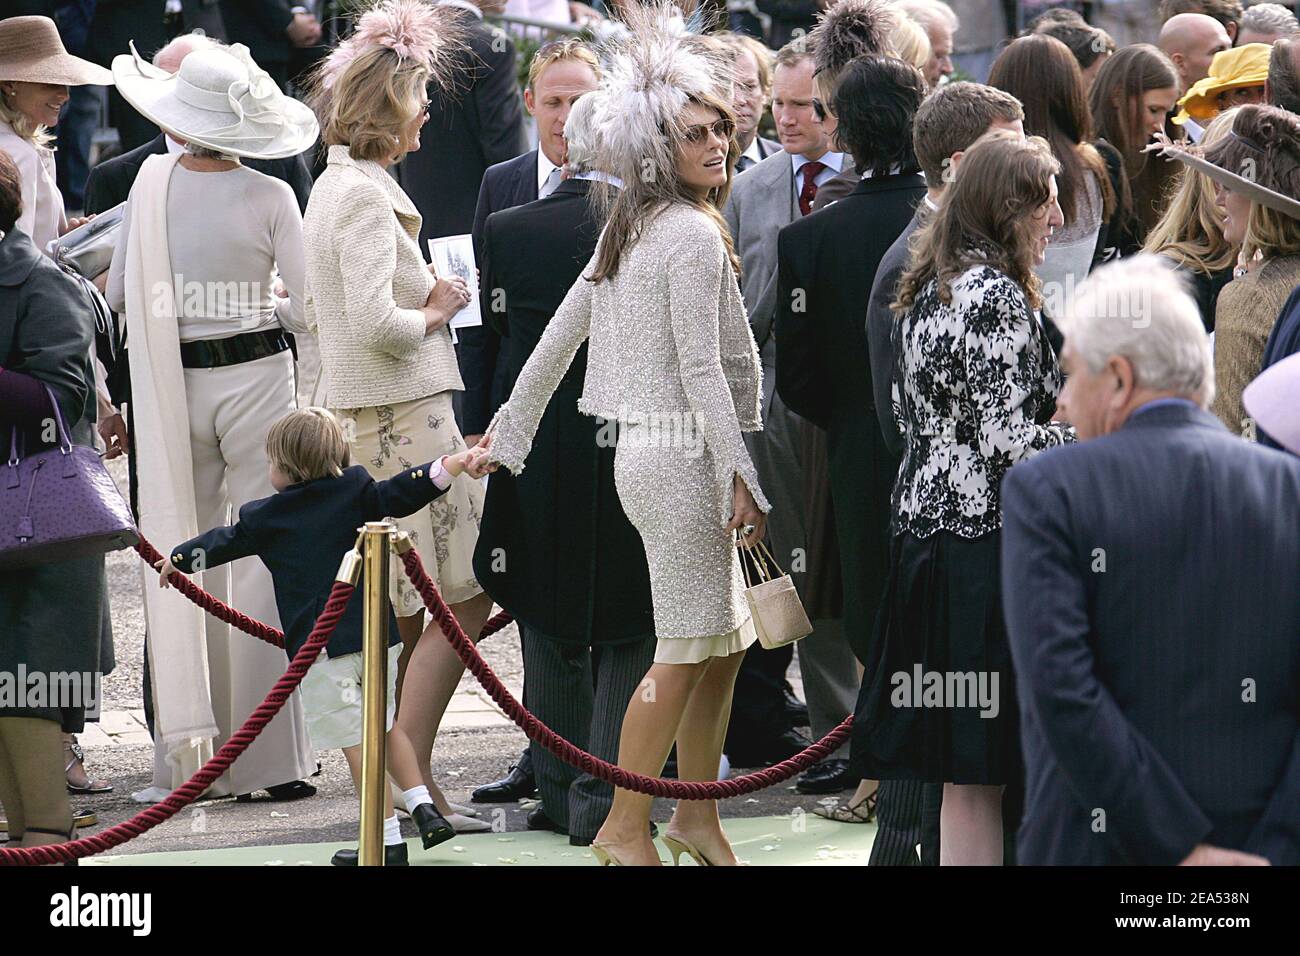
left=739, top=537, right=813, bottom=650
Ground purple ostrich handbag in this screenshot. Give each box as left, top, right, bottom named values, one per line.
left=0, top=385, right=138, bottom=569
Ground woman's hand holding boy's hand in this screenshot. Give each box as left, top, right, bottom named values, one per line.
left=153, top=557, right=183, bottom=589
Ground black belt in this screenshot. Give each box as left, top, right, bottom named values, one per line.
left=180, top=329, right=290, bottom=369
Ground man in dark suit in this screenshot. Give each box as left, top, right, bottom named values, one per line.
left=866, top=82, right=1025, bottom=455
left=722, top=31, right=781, bottom=173
left=459, top=40, right=598, bottom=805
left=775, top=54, right=929, bottom=862
left=398, top=0, right=527, bottom=252
left=857, top=81, right=1024, bottom=865
left=473, top=99, right=656, bottom=842
left=87, top=0, right=228, bottom=152
left=461, top=39, right=600, bottom=448
left=218, top=0, right=321, bottom=90
left=1002, top=256, right=1300, bottom=866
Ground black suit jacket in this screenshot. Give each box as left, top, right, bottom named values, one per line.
left=1002, top=402, right=1300, bottom=865
left=171, top=464, right=447, bottom=658
left=472, top=178, right=654, bottom=645
left=774, top=172, right=925, bottom=664
left=776, top=173, right=924, bottom=432
left=83, top=134, right=313, bottom=216
left=397, top=9, right=527, bottom=250
left=458, top=149, right=541, bottom=436
left=218, top=0, right=295, bottom=71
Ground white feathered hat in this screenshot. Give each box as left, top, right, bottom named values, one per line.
left=586, top=2, right=734, bottom=188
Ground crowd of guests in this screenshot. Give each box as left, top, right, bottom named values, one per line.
left=2, top=0, right=1299, bottom=867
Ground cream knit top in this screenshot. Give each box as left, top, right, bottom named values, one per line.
left=303, top=145, right=462, bottom=408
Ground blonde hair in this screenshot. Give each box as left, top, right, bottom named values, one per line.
left=315, top=45, right=427, bottom=163
left=267, top=408, right=351, bottom=485
left=0, top=84, right=54, bottom=148
left=892, top=16, right=933, bottom=78
left=1144, top=109, right=1238, bottom=274
left=717, top=31, right=773, bottom=96
left=526, top=38, right=600, bottom=90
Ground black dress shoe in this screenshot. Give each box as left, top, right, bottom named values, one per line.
left=235, top=780, right=317, bottom=803
left=795, top=757, right=854, bottom=794
left=412, top=803, right=456, bottom=849
left=727, top=729, right=813, bottom=768
left=783, top=688, right=810, bottom=728
left=526, top=806, right=567, bottom=834
left=471, top=749, right=537, bottom=803
left=331, top=843, right=409, bottom=866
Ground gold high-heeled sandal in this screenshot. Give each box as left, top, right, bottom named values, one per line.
left=662, top=833, right=711, bottom=866
left=590, top=840, right=626, bottom=866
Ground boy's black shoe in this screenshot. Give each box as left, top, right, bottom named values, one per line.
left=412, top=803, right=456, bottom=849
left=331, top=843, right=409, bottom=866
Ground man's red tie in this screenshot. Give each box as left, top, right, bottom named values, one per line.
left=799, top=160, right=827, bottom=216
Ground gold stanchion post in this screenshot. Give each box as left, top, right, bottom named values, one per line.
left=358, top=521, right=394, bottom=866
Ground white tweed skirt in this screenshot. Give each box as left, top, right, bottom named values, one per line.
left=612, top=421, right=757, bottom=664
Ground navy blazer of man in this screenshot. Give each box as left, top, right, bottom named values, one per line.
left=1001, top=401, right=1300, bottom=865
left=169, top=464, right=448, bottom=658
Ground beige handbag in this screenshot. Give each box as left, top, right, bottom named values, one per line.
left=739, top=536, right=813, bottom=650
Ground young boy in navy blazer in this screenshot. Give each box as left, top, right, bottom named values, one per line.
left=156, top=408, right=490, bottom=865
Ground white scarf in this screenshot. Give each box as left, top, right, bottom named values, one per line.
left=124, top=153, right=218, bottom=786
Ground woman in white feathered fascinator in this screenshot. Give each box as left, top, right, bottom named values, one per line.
left=582, top=0, right=743, bottom=281
left=482, top=1, right=775, bottom=867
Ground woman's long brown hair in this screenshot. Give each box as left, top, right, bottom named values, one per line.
left=586, top=88, right=742, bottom=284
left=1088, top=44, right=1181, bottom=242
left=989, top=34, right=1114, bottom=228
left=894, top=132, right=1061, bottom=313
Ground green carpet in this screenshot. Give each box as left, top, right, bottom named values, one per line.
left=82, top=815, right=876, bottom=866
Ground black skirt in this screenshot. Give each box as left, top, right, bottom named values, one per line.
left=853, top=528, right=1020, bottom=785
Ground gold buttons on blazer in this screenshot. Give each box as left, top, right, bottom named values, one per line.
left=413, top=469, right=424, bottom=478
left=173, top=553, right=183, bottom=564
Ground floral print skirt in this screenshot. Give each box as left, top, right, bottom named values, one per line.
left=333, top=392, right=484, bottom=616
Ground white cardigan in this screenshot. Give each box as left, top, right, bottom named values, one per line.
left=303, top=145, right=462, bottom=408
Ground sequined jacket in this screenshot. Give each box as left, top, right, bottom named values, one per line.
left=487, top=202, right=769, bottom=525
left=891, top=264, right=1075, bottom=539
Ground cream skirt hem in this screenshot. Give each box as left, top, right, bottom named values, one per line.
left=653, top=615, right=758, bottom=665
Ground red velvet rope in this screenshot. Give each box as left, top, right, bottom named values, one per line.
left=397, top=547, right=855, bottom=800
left=132, top=538, right=513, bottom=646
left=0, top=581, right=355, bottom=866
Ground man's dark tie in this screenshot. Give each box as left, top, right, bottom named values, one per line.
left=798, top=160, right=827, bottom=216
left=736, top=154, right=755, bottom=173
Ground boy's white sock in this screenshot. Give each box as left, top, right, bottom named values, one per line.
left=384, top=814, right=402, bottom=847
left=401, top=785, right=433, bottom=814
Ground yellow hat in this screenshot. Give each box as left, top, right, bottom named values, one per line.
left=1174, top=44, right=1271, bottom=125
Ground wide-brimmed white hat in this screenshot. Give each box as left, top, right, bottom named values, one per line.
left=0, top=16, right=113, bottom=86
left=111, top=42, right=317, bottom=160
left=1146, top=130, right=1300, bottom=222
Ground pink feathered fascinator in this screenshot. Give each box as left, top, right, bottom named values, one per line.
left=318, top=0, right=465, bottom=93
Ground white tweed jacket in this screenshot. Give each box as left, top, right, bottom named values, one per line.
left=487, top=202, right=769, bottom=524
left=303, top=145, right=462, bottom=408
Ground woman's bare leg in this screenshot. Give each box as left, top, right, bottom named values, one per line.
left=939, top=783, right=1004, bottom=865
left=666, top=648, right=747, bottom=865
left=592, top=660, right=711, bottom=865
left=394, top=591, right=493, bottom=814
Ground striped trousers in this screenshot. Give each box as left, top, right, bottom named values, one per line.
left=521, top=626, right=657, bottom=844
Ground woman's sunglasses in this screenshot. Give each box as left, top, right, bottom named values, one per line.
left=683, top=117, right=736, bottom=145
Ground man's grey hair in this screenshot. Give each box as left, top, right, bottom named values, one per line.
left=152, top=31, right=221, bottom=72
left=563, top=91, right=601, bottom=175
left=1240, top=2, right=1300, bottom=39
left=1270, top=36, right=1300, bottom=112
left=897, top=0, right=959, bottom=34
left=1059, top=255, right=1215, bottom=408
